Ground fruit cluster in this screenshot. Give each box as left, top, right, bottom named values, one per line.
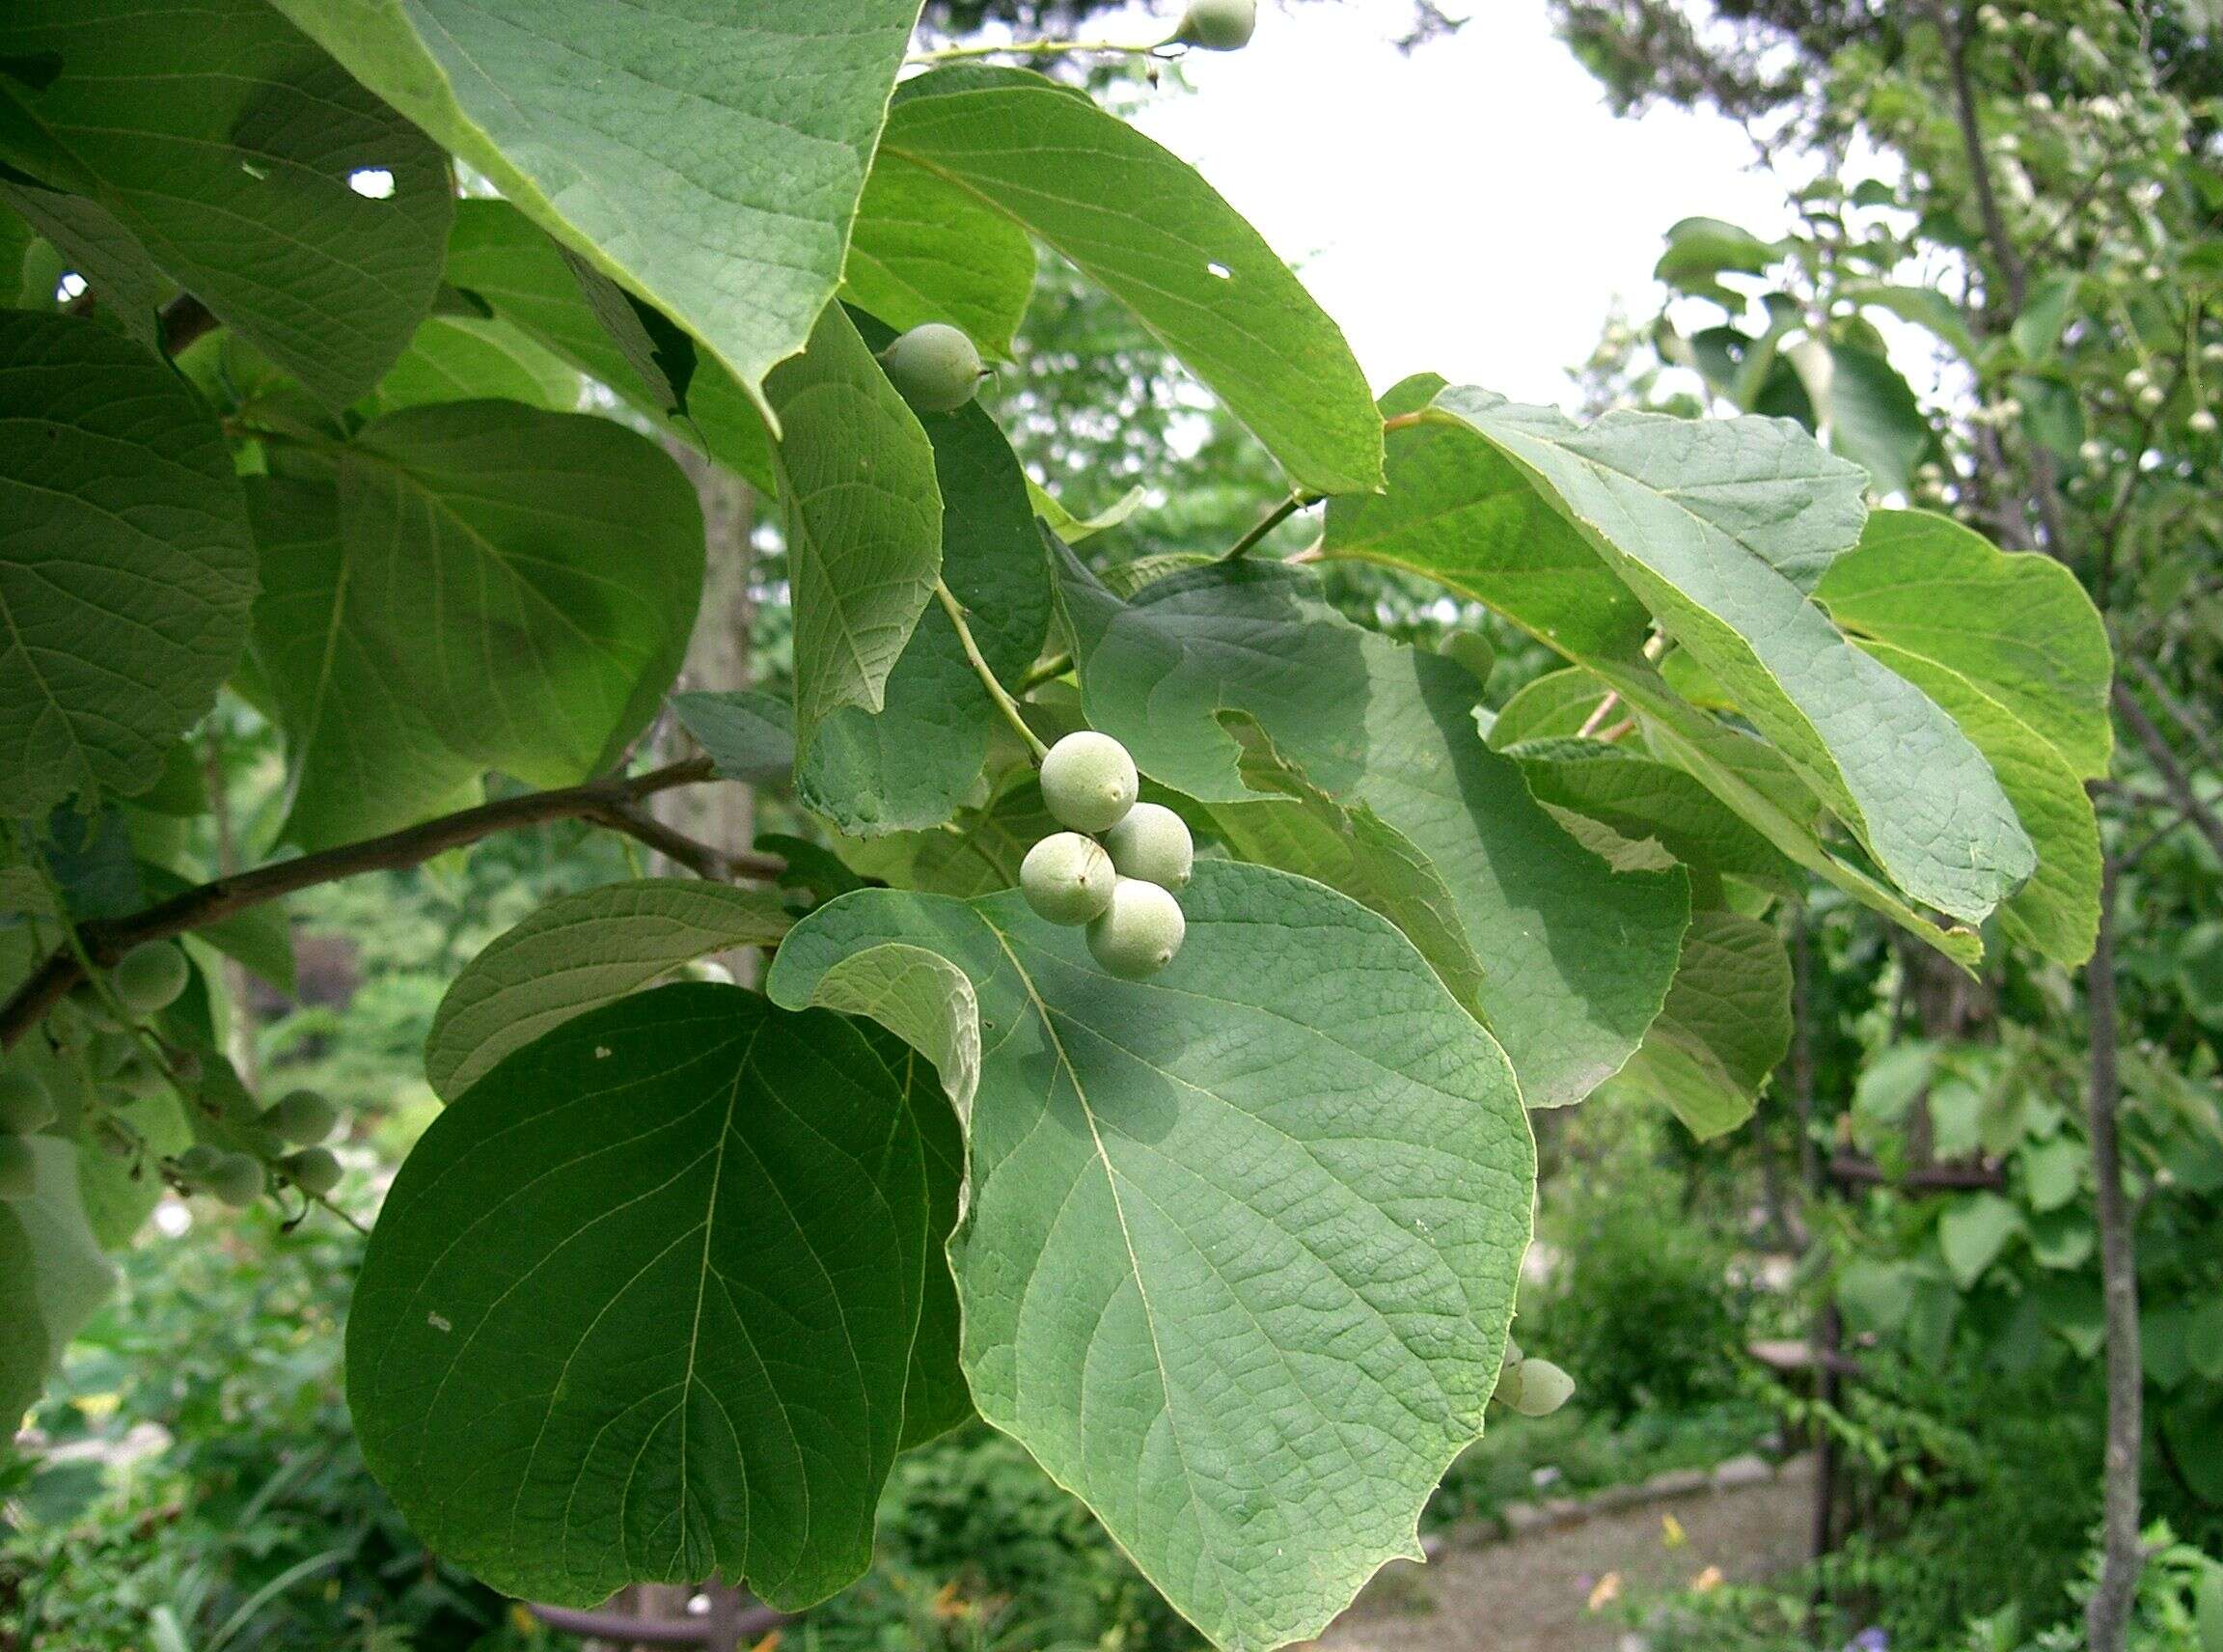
left=177, top=1088, right=346, bottom=1208
left=1019, top=731, right=1194, bottom=978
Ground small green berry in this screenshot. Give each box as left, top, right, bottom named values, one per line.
left=1174, top=0, right=1257, bottom=50
left=203, top=1151, right=265, bottom=1208
left=0, top=1068, right=55, bottom=1136
left=280, top=1146, right=343, bottom=1198
left=1086, top=878, right=1186, bottom=979
left=0, top=1136, right=34, bottom=1200
left=1102, top=802, right=1194, bottom=891
left=264, top=1088, right=340, bottom=1146
left=174, top=1143, right=226, bottom=1184
left=2190, top=407, right=2218, bottom=436
left=111, top=941, right=188, bottom=1014
left=1039, top=730, right=1139, bottom=834
left=880, top=322, right=983, bottom=414
left=1020, top=832, right=1117, bottom=926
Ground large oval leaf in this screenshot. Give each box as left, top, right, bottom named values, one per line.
left=1, top=0, right=453, bottom=406
left=876, top=69, right=1383, bottom=496
left=769, top=861, right=1534, bottom=1652
left=350, top=983, right=957, bottom=1610
left=271, top=0, right=920, bottom=424
left=425, top=881, right=792, bottom=1101
left=0, top=1137, right=117, bottom=1441
left=247, top=400, right=703, bottom=847
left=1, top=311, right=257, bottom=819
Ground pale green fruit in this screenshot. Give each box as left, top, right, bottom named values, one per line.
left=1175, top=0, right=1256, bottom=49
left=1039, top=730, right=1138, bottom=833
left=281, top=1146, right=343, bottom=1198
left=0, top=1068, right=55, bottom=1136
left=1020, top=832, right=1117, bottom=925
left=111, top=941, right=188, bottom=1014
left=880, top=322, right=982, bottom=414
left=1102, top=802, right=1194, bottom=891
left=1507, top=1357, right=1576, bottom=1418
left=2191, top=407, right=2218, bottom=436
left=0, top=1136, right=34, bottom=1200
left=174, top=1143, right=226, bottom=1184
left=265, top=1088, right=340, bottom=1145
left=204, top=1151, right=265, bottom=1208
left=1086, top=878, right=1186, bottom=979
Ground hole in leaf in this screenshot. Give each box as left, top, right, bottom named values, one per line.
left=55, top=271, right=86, bottom=301
left=1206, top=262, right=1232, bottom=280
left=347, top=166, right=397, bottom=200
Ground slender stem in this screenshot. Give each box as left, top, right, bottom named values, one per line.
left=1575, top=691, right=1622, bottom=739
left=1017, top=651, right=1073, bottom=693
left=1382, top=410, right=1428, bottom=435
left=1221, top=494, right=1310, bottom=562
left=0, top=758, right=769, bottom=1052
left=908, top=35, right=1164, bottom=64
left=935, top=581, right=1050, bottom=760
left=2113, top=679, right=2223, bottom=867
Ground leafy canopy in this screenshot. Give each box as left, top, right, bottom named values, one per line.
left=0, top=5, right=2109, bottom=1650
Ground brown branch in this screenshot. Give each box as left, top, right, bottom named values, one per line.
left=1826, top=1153, right=2006, bottom=1192
left=0, top=758, right=778, bottom=1053
left=590, top=801, right=783, bottom=884
left=2112, top=679, right=2223, bottom=867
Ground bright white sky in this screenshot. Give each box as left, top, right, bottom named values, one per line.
left=1113, top=0, right=1799, bottom=405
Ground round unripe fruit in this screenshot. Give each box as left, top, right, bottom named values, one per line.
left=1020, top=832, right=1117, bottom=926
left=265, top=1088, right=339, bottom=1146
left=0, top=1136, right=33, bottom=1200
left=281, top=1146, right=343, bottom=1198
left=1102, top=802, right=1194, bottom=890
left=111, top=941, right=188, bottom=1014
left=2137, top=383, right=2165, bottom=413
left=1507, top=1357, right=1576, bottom=1418
left=1086, top=878, right=1186, bottom=979
left=174, top=1143, right=225, bottom=1184
left=2191, top=407, right=2219, bottom=436
left=1039, top=730, right=1139, bottom=833
left=203, top=1151, right=265, bottom=1208
left=0, top=1068, right=55, bottom=1136
left=880, top=322, right=982, bottom=414
left=1175, top=0, right=1256, bottom=49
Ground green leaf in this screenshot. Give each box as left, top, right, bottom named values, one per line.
left=442, top=201, right=774, bottom=493
left=272, top=0, right=920, bottom=426
left=843, top=773, right=1061, bottom=900
left=845, top=151, right=1035, bottom=356
left=1510, top=739, right=1799, bottom=894
left=1819, top=511, right=2108, bottom=963
left=369, top=316, right=581, bottom=415
left=768, top=303, right=943, bottom=783
left=1653, top=216, right=1783, bottom=303
left=1818, top=510, right=2112, bottom=780
left=1485, top=668, right=1616, bottom=749
left=2, top=0, right=452, bottom=406
left=1389, top=388, right=2034, bottom=930
left=247, top=401, right=703, bottom=848
left=1055, top=551, right=1688, bottom=1109
left=1, top=311, right=256, bottom=818
left=1609, top=910, right=1792, bottom=1140
left=1937, top=1192, right=2022, bottom=1289
left=2019, top=1135, right=2083, bottom=1213
left=2011, top=272, right=2079, bottom=363
left=0, top=181, right=174, bottom=356
left=671, top=690, right=798, bottom=786
left=1805, top=342, right=1927, bottom=495
left=780, top=941, right=980, bottom=1122
left=1847, top=283, right=1978, bottom=362
left=0, top=1136, right=116, bottom=1437
left=767, top=861, right=1533, bottom=1652
left=796, top=333, right=1050, bottom=834
left=880, top=69, right=1383, bottom=496
left=349, top=983, right=951, bottom=1610
left=425, top=881, right=792, bottom=1101
left=1329, top=375, right=1649, bottom=663
left=1211, top=716, right=1486, bottom=1014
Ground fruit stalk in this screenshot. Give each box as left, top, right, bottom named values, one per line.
left=934, top=582, right=1051, bottom=760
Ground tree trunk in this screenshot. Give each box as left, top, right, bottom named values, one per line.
left=654, top=447, right=760, bottom=978
left=2083, top=861, right=2142, bottom=1652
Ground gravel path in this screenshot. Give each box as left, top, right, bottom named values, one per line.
left=1303, top=1456, right=1817, bottom=1652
